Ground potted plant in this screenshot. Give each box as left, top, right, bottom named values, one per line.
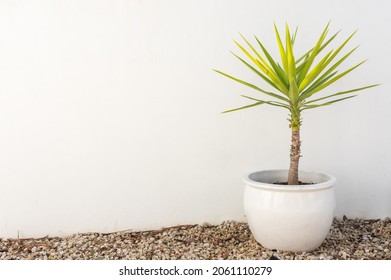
left=214, top=22, right=378, bottom=252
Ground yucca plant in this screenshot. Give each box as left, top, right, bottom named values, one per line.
left=214, top=22, right=378, bottom=185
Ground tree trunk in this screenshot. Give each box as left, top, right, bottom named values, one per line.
left=288, top=129, right=301, bottom=185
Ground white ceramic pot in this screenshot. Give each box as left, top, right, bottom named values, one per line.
left=243, top=170, right=336, bottom=252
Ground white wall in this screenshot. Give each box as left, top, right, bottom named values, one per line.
left=0, top=0, right=390, bottom=238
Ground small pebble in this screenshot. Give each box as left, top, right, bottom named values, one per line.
left=0, top=218, right=390, bottom=260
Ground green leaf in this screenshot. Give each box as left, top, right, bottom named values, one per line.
left=288, top=77, right=299, bottom=103
left=311, top=46, right=359, bottom=86
left=301, top=60, right=367, bottom=100
left=325, top=30, right=357, bottom=63
left=241, top=95, right=291, bottom=110
left=273, top=22, right=288, bottom=75
left=296, top=30, right=340, bottom=65
left=298, top=50, right=333, bottom=92
left=231, top=52, right=278, bottom=90
left=305, top=84, right=380, bottom=104
left=299, top=71, right=338, bottom=99
left=213, top=69, right=290, bottom=102
left=295, top=53, right=310, bottom=76
left=234, top=38, right=288, bottom=94
left=299, top=46, right=359, bottom=101
left=291, top=26, right=298, bottom=45
left=302, top=95, right=357, bottom=110
left=239, top=34, right=272, bottom=72
left=299, top=32, right=359, bottom=94
left=222, top=101, right=265, bottom=113
left=222, top=94, right=292, bottom=114
left=254, top=35, right=289, bottom=88
left=233, top=40, right=266, bottom=72
left=297, top=22, right=330, bottom=86
left=285, top=24, right=296, bottom=82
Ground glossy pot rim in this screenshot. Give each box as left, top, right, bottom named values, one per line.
left=243, top=169, right=336, bottom=192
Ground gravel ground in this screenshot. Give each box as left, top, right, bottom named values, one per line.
left=1, top=217, right=390, bottom=260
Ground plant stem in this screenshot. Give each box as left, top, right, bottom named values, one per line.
left=288, top=129, right=301, bottom=185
